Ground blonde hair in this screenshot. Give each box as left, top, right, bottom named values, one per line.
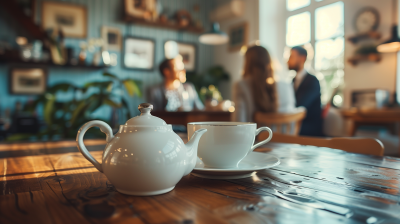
left=243, top=46, right=278, bottom=113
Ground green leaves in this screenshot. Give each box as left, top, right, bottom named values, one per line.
left=22, top=72, right=142, bottom=140
left=122, top=79, right=142, bottom=97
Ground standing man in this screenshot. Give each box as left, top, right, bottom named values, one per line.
left=288, top=46, right=323, bottom=136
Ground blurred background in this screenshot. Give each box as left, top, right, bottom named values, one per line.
left=0, top=0, right=399, bottom=156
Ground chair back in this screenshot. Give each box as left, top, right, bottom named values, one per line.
left=254, top=108, right=306, bottom=135
left=259, top=133, right=384, bottom=156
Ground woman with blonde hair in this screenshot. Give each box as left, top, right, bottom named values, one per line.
left=233, top=45, right=296, bottom=122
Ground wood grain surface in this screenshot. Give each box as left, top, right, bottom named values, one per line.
left=1, top=139, right=400, bottom=224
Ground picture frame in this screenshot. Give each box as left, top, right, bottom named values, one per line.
left=9, top=67, right=47, bottom=95
left=101, top=26, right=122, bottom=51
left=41, top=1, right=87, bottom=38
left=228, top=22, right=248, bottom=52
left=123, top=36, right=155, bottom=70
left=124, top=0, right=158, bottom=21
left=164, top=41, right=197, bottom=72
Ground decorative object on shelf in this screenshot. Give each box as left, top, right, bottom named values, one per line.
left=123, top=36, right=155, bottom=70
left=41, top=1, right=87, bottom=38
left=164, top=41, right=197, bottom=72
left=101, top=26, right=122, bottom=51
left=348, top=45, right=381, bottom=66
left=78, top=41, right=87, bottom=65
left=9, top=67, right=47, bottom=95
left=199, top=23, right=229, bottom=45
left=228, top=22, right=248, bottom=52
left=124, top=0, right=158, bottom=21
left=175, top=10, right=192, bottom=28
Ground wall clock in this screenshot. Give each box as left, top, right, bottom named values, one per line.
left=354, top=7, right=380, bottom=33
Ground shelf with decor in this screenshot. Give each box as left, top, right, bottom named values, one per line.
left=0, top=58, right=106, bottom=70
left=347, top=31, right=381, bottom=44
left=123, top=16, right=204, bottom=34
left=347, top=53, right=381, bottom=66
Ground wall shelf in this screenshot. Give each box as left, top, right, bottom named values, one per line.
left=0, top=58, right=107, bottom=70
left=123, top=16, right=204, bottom=34
left=347, top=54, right=381, bottom=66
left=347, top=31, right=381, bottom=44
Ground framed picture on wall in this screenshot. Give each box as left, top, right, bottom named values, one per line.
left=124, top=0, right=158, bottom=21
left=164, top=41, right=197, bottom=72
left=9, top=67, right=47, bottom=95
left=228, top=22, right=248, bottom=52
left=42, top=1, right=87, bottom=38
left=123, top=36, right=155, bottom=70
left=102, top=26, right=122, bottom=51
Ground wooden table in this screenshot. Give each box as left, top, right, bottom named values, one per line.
left=151, top=111, right=232, bottom=126
left=1, top=138, right=400, bottom=223
left=342, top=108, right=400, bottom=154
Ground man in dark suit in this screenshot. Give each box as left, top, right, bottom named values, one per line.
left=288, top=46, right=323, bottom=136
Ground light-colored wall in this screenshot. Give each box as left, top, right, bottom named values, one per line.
left=214, top=0, right=260, bottom=99
left=218, top=0, right=397, bottom=107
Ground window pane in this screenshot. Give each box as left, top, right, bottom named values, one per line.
left=315, top=1, right=344, bottom=40
left=286, top=12, right=311, bottom=47
left=315, top=37, right=344, bottom=71
left=286, top=0, right=310, bottom=11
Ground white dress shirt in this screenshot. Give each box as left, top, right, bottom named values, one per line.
left=293, top=69, right=307, bottom=91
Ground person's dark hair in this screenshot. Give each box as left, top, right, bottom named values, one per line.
left=243, top=45, right=277, bottom=113
left=159, top=59, right=174, bottom=78
left=291, top=46, right=308, bottom=58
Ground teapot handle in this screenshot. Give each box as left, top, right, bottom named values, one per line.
left=76, top=120, right=114, bottom=173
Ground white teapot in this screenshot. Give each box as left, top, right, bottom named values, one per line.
left=76, top=103, right=207, bottom=196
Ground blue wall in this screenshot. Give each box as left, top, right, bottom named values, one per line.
left=0, top=0, right=215, bottom=119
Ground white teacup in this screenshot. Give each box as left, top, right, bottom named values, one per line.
left=188, top=122, right=273, bottom=169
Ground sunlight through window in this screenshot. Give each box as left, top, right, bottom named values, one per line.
left=286, top=0, right=311, bottom=11
left=286, top=12, right=311, bottom=47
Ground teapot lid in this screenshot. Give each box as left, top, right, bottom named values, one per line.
left=125, top=103, right=167, bottom=126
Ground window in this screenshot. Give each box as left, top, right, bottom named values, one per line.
left=286, top=12, right=311, bottom=47
left=286, top=0, right=310, bottom=11
left=285, top=1, right=344, bottom=107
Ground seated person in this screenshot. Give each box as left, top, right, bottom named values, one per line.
left=147, top=56, right=204, bottom=111
left=233, top=46, right=296, bottom=122
left=288, top=46, right=323, bottom=136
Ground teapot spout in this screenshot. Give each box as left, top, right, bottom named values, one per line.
left=183, top=129, right=207, bottom=176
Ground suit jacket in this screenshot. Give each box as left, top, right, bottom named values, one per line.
left=294, top=73, right=323, bottom=136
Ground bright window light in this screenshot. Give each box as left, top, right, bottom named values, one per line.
left=315, top=37, right=344, bottom=71
left=286, top=12, right=311, bottom=47
left=286, top=0, right=310, bottom=11
left=315, top=2, right=344, bottom=40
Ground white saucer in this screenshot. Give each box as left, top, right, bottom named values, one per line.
left=191, top=152, right=280, bottom=179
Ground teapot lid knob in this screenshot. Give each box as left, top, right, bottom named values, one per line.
left=138, top=103, right=153, bottom=112
left=125, top=103, right=166, bottom=126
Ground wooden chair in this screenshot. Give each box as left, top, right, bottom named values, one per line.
left=258, top=132, right=384, bottom=156
left=254, top=107, right=306, bottom=135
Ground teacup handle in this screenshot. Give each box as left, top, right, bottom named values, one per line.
left=249, top=127, right=273, bottom=153
left=76, top=120, right=114, bottom=173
